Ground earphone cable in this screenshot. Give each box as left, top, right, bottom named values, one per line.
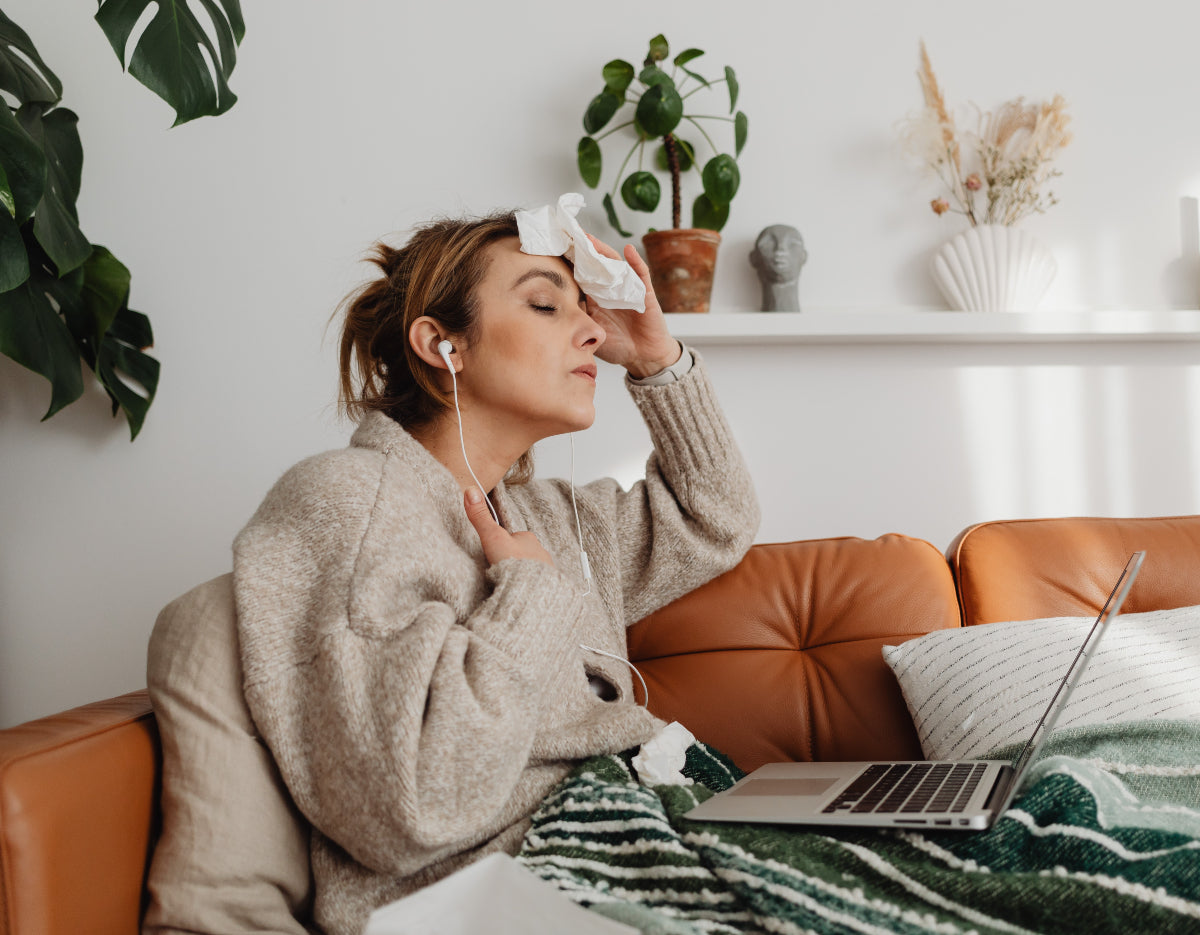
left=570, top=433, right=591, bottom=595
left=450, top=366, right=499, bottom=525
left=579, top=643, right=649, bottom=707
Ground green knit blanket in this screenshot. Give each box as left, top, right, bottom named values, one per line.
left=516, top=720, right=1200, bottom=935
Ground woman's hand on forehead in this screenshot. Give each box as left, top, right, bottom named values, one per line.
left=583, top=235, right=680, bottom=379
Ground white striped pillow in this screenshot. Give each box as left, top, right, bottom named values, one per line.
left=882, top=605, right=1200, bottom=761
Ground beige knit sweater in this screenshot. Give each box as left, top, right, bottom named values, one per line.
left=233, top=356, right=759, bottom=935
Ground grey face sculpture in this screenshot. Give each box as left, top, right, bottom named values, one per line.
left=750, top=224, right=806, bottom=311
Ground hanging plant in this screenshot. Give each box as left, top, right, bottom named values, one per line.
left=0, top=1, right=245, bottom=438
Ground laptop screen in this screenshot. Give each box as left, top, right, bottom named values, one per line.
left=1004, top=551, right=1145, bottom=792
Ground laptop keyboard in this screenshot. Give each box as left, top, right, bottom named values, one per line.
left=821, top=762, right=988, bottom=815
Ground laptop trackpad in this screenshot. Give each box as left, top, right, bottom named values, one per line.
left=729, top=778, right=839, bottom=797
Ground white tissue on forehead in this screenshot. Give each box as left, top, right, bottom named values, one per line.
left=515, top=193, right=646, bottom=313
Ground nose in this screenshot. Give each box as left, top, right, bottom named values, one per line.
left=577, top=305, right=606, bottom=351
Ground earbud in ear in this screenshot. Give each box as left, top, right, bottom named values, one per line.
left=437, top=340, right=455, bottom=373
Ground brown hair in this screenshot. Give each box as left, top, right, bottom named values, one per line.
left=337, top=211, right=534, bottom=482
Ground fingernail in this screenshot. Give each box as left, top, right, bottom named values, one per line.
left=466, top=487, right=482, bottom=504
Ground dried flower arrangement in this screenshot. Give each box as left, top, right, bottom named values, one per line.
left=901, top=42, right=1073, bottom=227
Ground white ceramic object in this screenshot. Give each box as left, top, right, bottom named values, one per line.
left=931, top=224, right=1057, bottom=312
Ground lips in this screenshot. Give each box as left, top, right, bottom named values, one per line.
left=573, top=363, right=598, bottom=381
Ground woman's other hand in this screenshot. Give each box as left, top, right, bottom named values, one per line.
left=464, top=488, right=555, bottom=567
left=585, top=234, right=681, bottom=379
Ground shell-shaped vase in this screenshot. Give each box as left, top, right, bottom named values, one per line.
left=931, top=224, right=1057, bottom=312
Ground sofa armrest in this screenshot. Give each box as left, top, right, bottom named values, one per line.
left=949, top=514, right=1200, bottom=625
left=0, top=690, right=158, bottom=935
left=628, top=535, right=961, bottom=771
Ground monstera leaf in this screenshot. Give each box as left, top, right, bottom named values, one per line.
left=0, top=4, right=241, bottom=439
left=95, top=0, right=245, bottom=125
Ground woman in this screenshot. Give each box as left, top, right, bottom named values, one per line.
left=232, top=210, right=759, bottom=935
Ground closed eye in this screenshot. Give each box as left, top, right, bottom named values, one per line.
left=531, top=302, right=557, bottom=314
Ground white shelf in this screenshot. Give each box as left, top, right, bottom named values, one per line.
left=665, top=310, right=1200, bottom=345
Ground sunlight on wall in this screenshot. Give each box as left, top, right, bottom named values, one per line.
left=957, top=364, right=1134, bottom=519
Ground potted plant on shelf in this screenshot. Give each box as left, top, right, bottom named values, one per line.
left=900, top=41, right=1072, bottom=313
left=0, top=2, right=244, bottom=438
left=576, top=34, right=747, bottom=313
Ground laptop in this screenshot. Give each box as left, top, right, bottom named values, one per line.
left=685, top=551, right=1145, bottom=831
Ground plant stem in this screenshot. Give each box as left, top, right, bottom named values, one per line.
left=595, top=119, right=635, bottom=143
left=682, top=77, right=727, bottom=102
left=663, top=133, right=681, bottom=228
left=610, top=139, right=641, bottom=201
left=683, top=116, right=719, bottom=157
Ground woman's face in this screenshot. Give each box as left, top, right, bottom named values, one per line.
left=455, top=236, right=606, bottom=443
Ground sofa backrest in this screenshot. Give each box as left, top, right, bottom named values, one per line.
left=0, top=691, right=157, bottom=935
left=628, top=534, right=962, bottom=771
left=950, top=514, right=1200, bottom=625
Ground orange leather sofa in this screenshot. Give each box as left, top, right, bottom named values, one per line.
left=3, top=515, right=1199, bottom=935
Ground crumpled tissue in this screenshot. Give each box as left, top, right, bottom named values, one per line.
left=631, top=720, right=696, bottom=786
left=515, top=193, right=647, bottom=312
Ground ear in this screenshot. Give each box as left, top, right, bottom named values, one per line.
left=409, top=316, right=457, bottom=372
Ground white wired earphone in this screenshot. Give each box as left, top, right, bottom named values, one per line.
left=436, top=338, right=648, bottom=706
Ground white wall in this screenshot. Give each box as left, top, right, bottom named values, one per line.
left=3, top=0, right=1199, bottom=727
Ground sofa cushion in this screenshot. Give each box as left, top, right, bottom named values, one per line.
left=882, top=605, right=1200, bottom=761
left=144, top=573, right=313, bottom=934
left=628, top=535, right=961, bottom=771
left=949, top=514, right=1200, bottom=625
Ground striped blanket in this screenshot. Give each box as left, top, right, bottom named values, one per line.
left=516, top=720, right=1200, bottom=935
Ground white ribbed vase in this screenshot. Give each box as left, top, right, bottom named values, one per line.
left=931, top=224, right=1057, bottom=312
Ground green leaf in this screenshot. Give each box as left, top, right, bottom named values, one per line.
left=602, top=193, right=632, bottom=238
left=701, top=154, right=740, bottom=205
left=94, top=0, right=245, bottom=126
left=96, top=303, right=159, bottom=440
left=692, top=193, right=729, bottom=232
left=602, top=59, right=634, bottom=95
left=0, top=163, right=14, bottom=218
left=0, top=102, right=47, bottom=224
left=673, top=49, right=709, bottom=89
left=0, top=9, right=62, bottom=105
left=18, top=106, right=89, bottom=276
left=647, top=34, right=669, bottom=63
left=620, top=171, right=660, bottom=212
left=577, top=136, right=602, bottom=188
left=583, top=89, right=622, bottom=134
left=43, top=243, right=158, bottom=438
left=654, top=138, right=694, bottom=173
left=0, top=273, right=84, bottom=418
left=79, top=245, right=131, bottom=347
left=0, top=205, right=28, bottom=291
left=725, top=65, right=739, bottom=113
left=735, top=111, right=749, bottom=156
left=638, top=64, right=673, bottom=90
left=634, top=82, right=683, bottom=138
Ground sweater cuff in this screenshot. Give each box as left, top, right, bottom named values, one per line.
left=625, top=345, right=693, bottom=386
left=625, top=350, right=740, bottom=479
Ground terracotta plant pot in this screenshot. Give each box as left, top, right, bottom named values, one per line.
left=641, top=229, right=722, bottom=314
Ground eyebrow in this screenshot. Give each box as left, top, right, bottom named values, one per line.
left=512, top=267, right=587, bottom=306
left=512, top=268, right=566, bottom=290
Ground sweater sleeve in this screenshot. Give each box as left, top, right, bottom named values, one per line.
left=233, top=449, right=590, bottom=878
left=581, top=351, right=760, bottom=624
